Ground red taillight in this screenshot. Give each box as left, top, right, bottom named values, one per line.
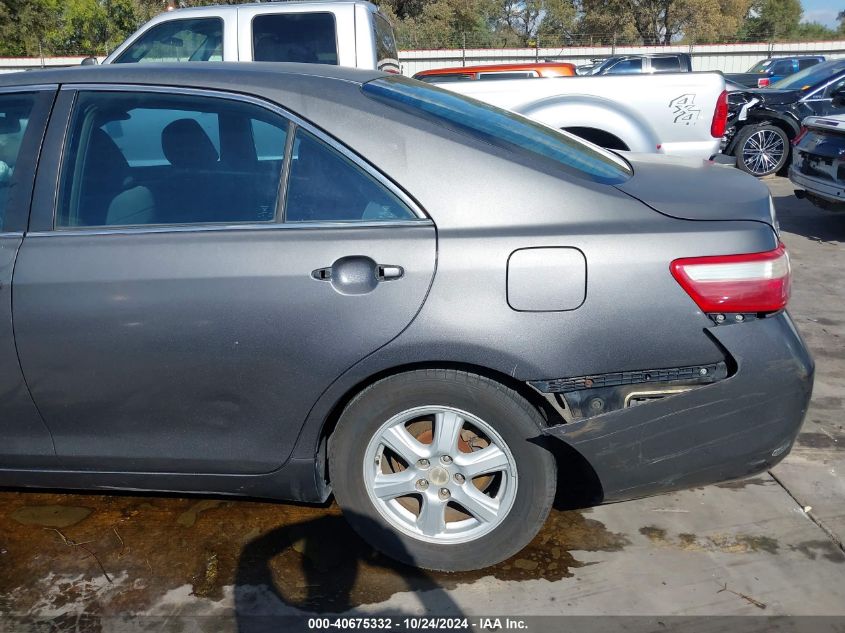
left=757, top=77, right=771, bottom=88
left=792, top=126, right=808, bottom=146
left=711, top=90, right=728, bottom=138
left=670, top=244, right=791, bottom=314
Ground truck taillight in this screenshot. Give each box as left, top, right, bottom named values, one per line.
left=711, top=90, right=728, bottom=138
left=757, top=77, right=771, bottom=88
left=792, top=126, right=808, bottom=145
left=670, top=244, right=791, bottom=314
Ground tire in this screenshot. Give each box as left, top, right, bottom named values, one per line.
left=734, top=123, right=790, bottom=177
left=329, top=369, right=557, bottom=571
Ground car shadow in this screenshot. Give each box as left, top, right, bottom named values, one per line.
left=771, top=186, right=845, bottom=243
left=234, top=512, right=466, bottom=633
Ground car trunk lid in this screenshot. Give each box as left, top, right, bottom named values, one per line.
left=614, top=153, right=775, bottom=227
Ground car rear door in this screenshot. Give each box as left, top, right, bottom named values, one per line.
left=0, top=86, right=56, bottom=467
left=13, top=85, right=436, bottom=475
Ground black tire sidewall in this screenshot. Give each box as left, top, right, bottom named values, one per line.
left=329, top=371, right=556, bottom=572
left=734, top=124, right=790, bottom=176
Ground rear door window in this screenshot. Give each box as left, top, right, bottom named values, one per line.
left=114, top=18, right=223, bottom=63
left=651, top=57, right=681, bottom=72
left=57, top=91, right=289, bottom=228
left=252, top=13, right=338, bottom=64
left=772, top=60, right=794, bottom=75
left=798, top=58, right=820, bottom=71
left=0, top=93, right=38, bottom=232
left=285, top=127, right=415, bottom=222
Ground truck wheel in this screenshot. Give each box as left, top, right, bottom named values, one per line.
left=329, top=369, right=557, bottom=571
left=734, top=124, right=790, bottom=177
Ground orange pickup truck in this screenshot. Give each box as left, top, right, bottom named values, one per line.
left=413, top=62, right=575, bottom=83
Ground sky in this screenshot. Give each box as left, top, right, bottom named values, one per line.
left=802, top=0, right=841, bottom=26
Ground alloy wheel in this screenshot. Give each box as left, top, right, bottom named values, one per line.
left=741, top=128, right=786, bottom=176
left=362, top=405, right=518, bottom=544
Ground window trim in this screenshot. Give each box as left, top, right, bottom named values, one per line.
left=250, top=11, right=339, bottom=65
left=112, top=16, right=225, bottom=64
left=0, top=85, right=58, bottom=235
left=50, top=84, right=427, bottom=233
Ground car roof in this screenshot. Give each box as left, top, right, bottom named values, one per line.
left=0, top=62, right=386, bottom=90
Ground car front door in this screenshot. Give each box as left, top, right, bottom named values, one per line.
left=14, top=86, right=436, bottom=475
left=799, top=75, right=845, bottom=119
left=0, top=87, right=56, bottom=467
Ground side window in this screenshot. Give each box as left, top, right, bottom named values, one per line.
left=252, top=13, right=338, bottom=64
left=798, top=58, right=820, bottom=71
left=114, top=18, right=223, bottom=64
left=0, top=93, right=37, bottom=232
left=285, top=128, right=415, bottom=222
left=607, top=58, right=642, bottom=74
left=823, top=77, right=845, bottom=98
left=772, top=60, right=794, bottom=75
left=57, top=91, right=289, bottom=228
left=478, top=72, right=538, bottom=80
left=651, top=57, right=680, bottom=72
left=374, top=14, right=400, bottom=73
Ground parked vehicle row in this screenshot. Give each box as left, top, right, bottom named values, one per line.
left=0, top=62, right=812, bottom=572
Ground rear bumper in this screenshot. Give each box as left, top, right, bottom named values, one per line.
left=789, top=166, right=845, bottom=204
left=541, top=312, right=814, bottom=502
left=660, top=139, right=722, bottom=160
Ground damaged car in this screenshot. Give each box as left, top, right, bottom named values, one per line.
left=790, top=114, right=845, bottom=210
left=723, top=58, right=845, bottom=177
left=0, top=64, right=813, bottom=572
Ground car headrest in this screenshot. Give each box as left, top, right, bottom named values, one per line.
left=161, top=118, right=219, bottom=169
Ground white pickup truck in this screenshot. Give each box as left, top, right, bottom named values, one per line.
left=442, top=73, right=728, bottom=160
left=102, top=1, right=399, bottom=73
left=104, top=1, right=724, bottom=160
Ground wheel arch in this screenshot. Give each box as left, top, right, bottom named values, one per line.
left=564, top=126, right=630, bottom=151
left=726, top=112, right=800, bottom=155
left=313, top=361, right=604, bottom=509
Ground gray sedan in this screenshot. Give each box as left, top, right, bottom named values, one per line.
left=0, top=63, right=812, bottom=571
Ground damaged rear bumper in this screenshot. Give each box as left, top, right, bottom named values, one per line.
left=540, top=312, right=814, bottom=502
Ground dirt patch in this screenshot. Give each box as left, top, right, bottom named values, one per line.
left=10, top=505, right=92, bottom=528
left=639, top=526, right=779, bottom=555
left=789, top=540, right=845, bottom=563
left=714, top=477, right=772, bottom=490
left=797, top=432, right=843, bottom=450
left=0, top=490, right=629, bottom=616
left=809, top=396, right=843, bottom=411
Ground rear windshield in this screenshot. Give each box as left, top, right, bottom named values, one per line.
left=771, top=60, right=845, bottom=90
left=362, top=76, right=631, bottom=185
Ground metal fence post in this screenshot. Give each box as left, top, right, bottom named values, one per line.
left=462, top=32, right=467, bottom=67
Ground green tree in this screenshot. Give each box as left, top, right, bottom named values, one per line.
left=794, top=21, right=837, bottom=39
left=742, top=0, right=803, bottom=39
